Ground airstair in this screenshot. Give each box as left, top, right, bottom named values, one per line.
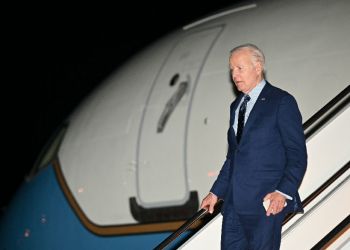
left=155, top=86, right=350, bottom=250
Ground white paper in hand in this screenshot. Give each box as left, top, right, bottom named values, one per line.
left=263, top=199, right=287, bottom=212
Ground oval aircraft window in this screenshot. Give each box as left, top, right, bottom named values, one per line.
left=26, top=123, right=68, bottom=181
left=170, top=73, right=179, bottom=86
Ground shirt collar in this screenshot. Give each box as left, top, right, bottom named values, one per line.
left=244, top=79, right=266, bottom=102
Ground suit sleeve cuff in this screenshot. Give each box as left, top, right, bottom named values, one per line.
left=275, top=190, right=292, bottom=200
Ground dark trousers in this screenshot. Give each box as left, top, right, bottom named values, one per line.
left=221, top=196, right=286, bottom=250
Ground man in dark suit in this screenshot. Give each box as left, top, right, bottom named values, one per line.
left=201, top=44, right=307, bottom=249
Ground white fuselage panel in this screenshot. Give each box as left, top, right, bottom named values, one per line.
left=58, top=0, right=350, bottom=227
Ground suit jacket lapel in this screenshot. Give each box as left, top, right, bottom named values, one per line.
left=230, top=93, right=244, bottom=127
left=239, top=82, right=272, bottom=142
left=230, top=93, right=244, bottom=146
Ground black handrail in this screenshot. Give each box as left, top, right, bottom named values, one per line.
left=303, top=85, right=350, bottom=130
left=283, top=160, right=350, bottom=225
left=310, top=214, right=350, bottom=250
left=154, top=84, right=350, bottom=250
left=153, top=199, right=222, bottom=250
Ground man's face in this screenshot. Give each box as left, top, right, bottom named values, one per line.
left=229, top=49, right=262, bottom=94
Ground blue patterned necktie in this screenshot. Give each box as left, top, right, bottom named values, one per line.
left=236, top=94, right=251, bottom=144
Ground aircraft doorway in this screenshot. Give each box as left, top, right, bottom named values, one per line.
left=136, top=26, right=224, bottom=211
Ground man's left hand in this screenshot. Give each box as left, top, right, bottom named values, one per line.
left=263, top=192, right=286, bottom=216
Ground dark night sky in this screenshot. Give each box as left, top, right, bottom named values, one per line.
left=1, top=1, right=244, bottom=211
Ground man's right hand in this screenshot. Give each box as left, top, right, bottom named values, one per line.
left=200, top=193, right=218, bottom=214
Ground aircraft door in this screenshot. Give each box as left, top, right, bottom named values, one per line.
left=137, top=26, right=223, bottom=208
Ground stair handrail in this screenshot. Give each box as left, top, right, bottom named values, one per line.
left=153, top=199, right=222, bottom=250
left=303, top=84, right=349, bottom=131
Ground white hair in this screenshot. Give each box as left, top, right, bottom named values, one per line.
left=230, top=43, right=266, bottom=76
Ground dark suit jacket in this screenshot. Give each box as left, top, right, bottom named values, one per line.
left=211, top=82, right=307, bottom=214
